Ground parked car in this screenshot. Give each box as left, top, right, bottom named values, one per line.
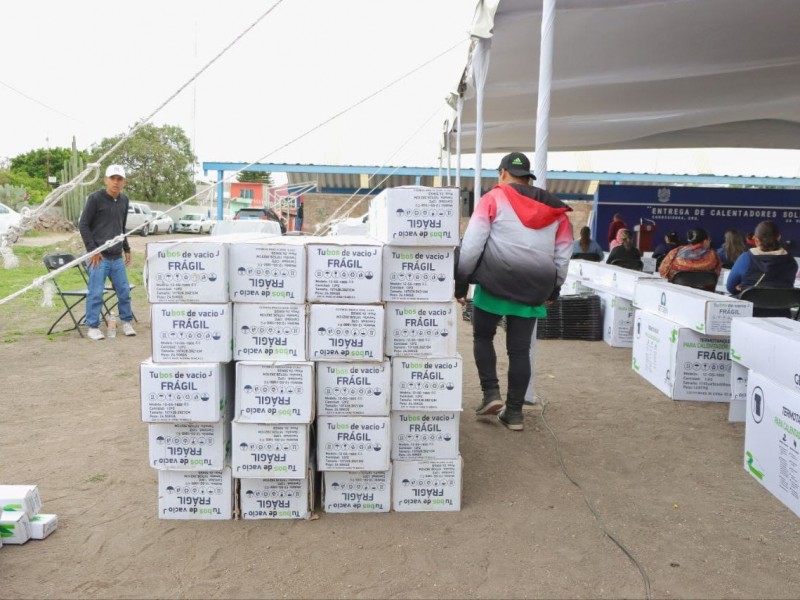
left=0, top=202, right=22, bottom=235
left=176, top=213, right=213, bottom=234
left=211, top=219, right=282, bottom=236
left=234, top=207, right=286, bottom=233
left=126, top=202, right=156, bottom=236
left=149, top=211, right=174, bottom=234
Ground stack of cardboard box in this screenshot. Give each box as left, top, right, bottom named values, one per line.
left=0, top=485, right=57, bottom=545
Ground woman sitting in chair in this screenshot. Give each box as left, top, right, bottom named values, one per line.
left=606, top=229, right=641, bottom=265
left=726, top=221, right=798, bottom=296
left=658, top=227, right=722, bottom=283
left=571, top=226, right=604, bottom=261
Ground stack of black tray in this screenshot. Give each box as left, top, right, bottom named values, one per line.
left=536, top=295, right=602, bottom=341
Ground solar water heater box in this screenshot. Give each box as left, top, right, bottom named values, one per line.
left=306, top=236, right=383, bottom=303
left=316, top=361, right=391, bottom=416
left=368, top=186, right=460, bottom=246
left=157, top=467, right=234, bottom=520
left=381, top=246, right=455, bottom=302
left=146, top=240, right=229, bottom=303
left=151, top=304, right=233, bottom=363
left=228, top=237, right=307, bottom=303
left=392, top=458, right=462, bottom=512
left=322, top=468, right=391, bottom=513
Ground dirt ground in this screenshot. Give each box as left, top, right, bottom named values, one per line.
left=2, top=233, right=799, bottom=599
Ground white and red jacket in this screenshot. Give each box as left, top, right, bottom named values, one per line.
left=455, top=183, right=573, bottom=305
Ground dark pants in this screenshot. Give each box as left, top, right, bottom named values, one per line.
left=472, top=305, right=537, bottom=409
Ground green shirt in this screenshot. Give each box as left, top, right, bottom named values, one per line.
left=472, top=284, right=547, bottom=318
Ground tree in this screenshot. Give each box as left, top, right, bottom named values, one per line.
left=237, top=170, right=273, bottom=186
left=0, top=168, right=48, bottom=203
left=11, top=146, right=88, bottom=183
left=88, top=123, right=196, bottom=206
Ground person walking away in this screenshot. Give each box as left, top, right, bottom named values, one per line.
left=572, top=226, right=604, bottom=260
left=658, top=227, right=722, bottom=289
left=717, top=228, right=746, bottom=268
left=607, top=213, right=626, bottom=248
left=455, top=152, right=573, bottom=431
left=606, top=229, right=641, bottom=264
left=78, top=164, right=136, bottom=340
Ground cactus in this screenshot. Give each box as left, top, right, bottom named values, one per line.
left=61, top=137, right=87, bottom=226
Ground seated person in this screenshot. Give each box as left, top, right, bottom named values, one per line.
left=571, top=226, right=604, bottom=260
left=652, top=230, right=681, bottom=269
left=606, top=229, right=641, bottom=265
left=659, top=228, right=722, bottom=284
left=717, top=228, right=746, bottom=269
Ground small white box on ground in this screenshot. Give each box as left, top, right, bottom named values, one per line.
left=158, top=467, right=234, bottom=520
left=149, top=421, right=230, bottom=470
left=306, top=237, right=383, bottom=303
left=316, top=416, right=391, bottom=471
left=145, top=240, right=228, bottom=303
left=29, top=514, right=58, bottom=540
left=228, top=237, right=307, bottom=303
left=385, top=302, right=458, bottom=357
left=382, top=246, right=455, bottom=302
left=239, top=468, right=314, bottom=520
left=391, top=356, right=462, bottom=411
left=308, top=304, right=384, bottom=362
left=231, top=422, right=309, bottom=479
left=316, top=361, right=391, bottom=416
left=151, top=304, right=233, bottom=363
left=597, top=291, right=635, bottom=348
left=0, top=485, right=42, bottom=518
left=730, top=317, right=800, bottom=395
left=369, top=186, right=460, bottom=246
left=233, top=303, right=307, bottom=361
left=235, top=361, right=314, bottom=424
left=391, top=411, right=460, bottom=460
left=392, top=458, right=462, bottom=512
left=140, top=360, right=230, bottom=423
left=0, top=511, right=32, bottom=544
left=323, top=469, right=392, bottom=513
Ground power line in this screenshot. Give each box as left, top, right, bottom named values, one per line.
left=0, top=79, right=82, bottom=123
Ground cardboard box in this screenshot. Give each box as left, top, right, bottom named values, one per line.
left=382, top=246, right=455, bottom=302
left=231, top=422, right=308, bottom=479
left=391, top=411, right=460, bottom=460
left=323, top=469, right=391, bottom=513
left=0, top=511, right=32, bottom=544
left=306, top=237, right=383, bottom=303
left=730, top=318, right=800, bottom=395
left=631, top=310, right=732, bottom=402
left=317, top=416, right=391, bottom=471
left=591, top=263, right=660, bottom=298
left=368, top=187, right=460, bottom=246
left=233, top=303, right=307, bottom=361
left=140, top=360, right=230, bottom=423
left=568, top=259, right=603, bottom=280
left=149, top=421, right=230, bottom=471
left=308, top=304, right=384, bottom=362
left=596, top=291, right=635, bottom=348
left=239, top=467, right=314, bottom=520
left=158, top=467, right=234, bottom=520
left=391, top=356, right=462, bottom=411
left=146, top=240, right=228, bottom=303
left=235, top=361, right=315, bottom=424
left=633, top=281, right=752, bottom=336
left=151, top=304, right=233, bottom=363
left=0, top=485, right=42, bottom=518
left=392, top=458, right=462, bottom=512
left=743, top=371, right=800, bottom=518
left=29, top=513, right=58, bottom=540
left=316, top=361, right=391, bottom=416
left=561, top=274, right=593, bottom=296
left=228, top=237, right=307, bottom=303
left=385, top=302, right=458, bottom=357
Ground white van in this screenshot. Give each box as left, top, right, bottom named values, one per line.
left=126, top=202, right=155, bottom=236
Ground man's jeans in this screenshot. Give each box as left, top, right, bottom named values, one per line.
left=85, top=256, right=133, bottom=328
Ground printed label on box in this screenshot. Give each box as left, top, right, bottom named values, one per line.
left=308, top=304, right=384, bottom=361
left=239, top=476, right=312, bottom=519
left=231, top=422, right=308, bottom=479
left=158, top=468, right=233, bottom=520
left=392, top=458, right=462, bottom=512
left=307, top=241, right=382, bottom=303
left=382, top=246, right=454, bottom=302
left=391, top=411, right=460, bottom=460
left=149, top=421, right=230, bottom=471
left=323, top=469, right=391, bottom=513
left=151, top=304, right=232, bottom=363
left=316, top=361, right=391, bottom=416
left=317, top=417, right=391, bottom=471
left=140, top=360, right=228, bottom=422
left=369, top=187, right=460, bottom=246
left=236, top=361, right=314, bottom=423
left=229, top=241, right=306, bottom=303
left=146, top=241, right=228, bottom=303
left=234, top=303, right=306, bottom=361
left=391, top=356, right=462, bottom=411
left=385, top=302, right=458, bottom=357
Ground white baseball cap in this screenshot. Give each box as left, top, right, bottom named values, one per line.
left=105, top=164, right=126, bottom=178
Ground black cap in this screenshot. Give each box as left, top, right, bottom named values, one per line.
left=498, top=152, right=536, bottom=180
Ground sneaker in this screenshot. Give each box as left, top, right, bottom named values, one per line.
left=122, top=322, right=137, bottom=336
left=475, top=389, right=504, bottom=416
left=87, top=328, right=105, bottom=341
left=498, top=407, right=524, bottom=431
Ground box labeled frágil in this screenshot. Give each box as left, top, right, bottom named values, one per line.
left=158, top=467, right=233, bottom=520
left=368, top=186, right=460, bottom=246
left=151, top=304, right=232, bottom=363
left=0, top=485, right=42, bottom=518
left=743, top=371, right=800, bottom=518
left=229, top=237, right=306, bottom=303
left=382, top=246, right=455, bottom=302
left=29, top=513, right=58, bottom=539
left=239, top=469, right=314, bottom=520
left=391, top=356, right=462, bottom=411
left=392, top=458, right=462, bottom=512
left=323, top=468, right=391, bottom=513
left=149, top=420, right=230, bottom=471
left=730, top=317, right=800, bottom=394
left=146, top=241, right=228, bottom=303
left=308, top=304, right=384, bottom=361
left=316, top=361, right=390, bottom=416
left=385, top=302, right=458, bottom=357
left=631, top=309, right=732, bottom=402
left=140, top=360, right=230, bottom=422
left=597, top=291, right=635, bottom=348
left=316, top=416, right=391, bottom=471
left=306, top=237, right=383, bottom=303
left=0, top=510, right=31, bottom=544
left=235, top=361, right=314, bottom=423
left=231, top=422, right=308, bottom=479
left=634, top=281, right=752, bottom=335
left=234, top=303, right=306, bottom=361
left=391, top=411, right=460, bottom=460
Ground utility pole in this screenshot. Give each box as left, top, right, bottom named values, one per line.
left=45, top=137, right=51, bottom=192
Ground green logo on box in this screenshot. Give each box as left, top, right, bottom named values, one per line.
left=746, top=451, right=764, bottom=480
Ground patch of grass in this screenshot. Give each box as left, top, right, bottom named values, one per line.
left=86, top=473, right=107, bottom=483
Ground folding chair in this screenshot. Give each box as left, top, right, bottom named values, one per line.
left=738, top=287, right=800, bottom=319
left=669, top=270, right=719, bottom=292
left=571, top=252, right=602, bottom=262
left=609, top=258, right=644, bottom=271
left=72, top=258, right=137, bottom=324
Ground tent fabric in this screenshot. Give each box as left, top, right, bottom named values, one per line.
left=454, top=0, right=800, bottom=152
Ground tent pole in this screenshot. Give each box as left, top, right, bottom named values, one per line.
left=455, top=97, right=463, bottom=188
left=473, top=37, right=491, bottom=202
left=445, top=120, right=452, bottom=186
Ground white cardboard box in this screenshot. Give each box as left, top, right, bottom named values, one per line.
left=391, top=411, right=460, bottom=460
left=391, top=356, right=462, bottom=411
left=0, top=511, right=32, bottom=544
left=597, top=291, right=635, bottom=348
left=385, top=301, right=458, bottom=357
left=744, top=371, right=800, bottom=519
left=591, top=263, right=660, bottom=298
left=0, top=485, right=42, bottom=518
left=239, top=469, right=314, bottom=520
left=228, top=237, right=307, bottom=303
left=233, top=303, right=307, bottom=361
left=368, top=187, right=460, bottom=246
left=633, top=280, right=752, bottom=336
left=146, top=240, right=229, bottom=303
left=140, top=360, right=230, bottom=423
left=561, top=274, right=593, bottom=296
left=307, top=304, right=384, bottom=362
left=306, top=237, right=383, bottom=303
left=151, top=304, right=233, bottom=363
left=392, top=458, right=462, bottom=512
left=158, top=467, right=234, bottom=520
left=149, top=421, right=230, bottom=471
left=632, top=310, right=732, bottom=402
left=323, top=469, right=391, bottom=513
left=231, top=422, right=308, bottom=479
left=316, top=361, right=391, bottom=416
left=382, top=246, right=455, bottom=302
left=730, top=318, right=800, bottom=395
left=316, top=416, right=391, bottom=471
left=29, top=513, right=58, bottom=540
left=235, top=361, right=315, bottom=424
